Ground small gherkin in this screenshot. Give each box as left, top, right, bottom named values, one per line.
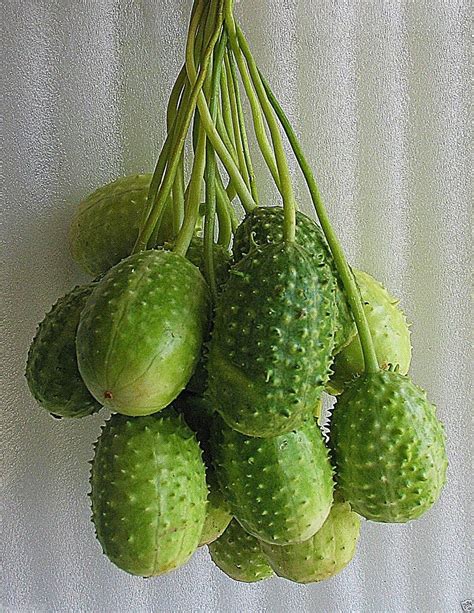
left=233, top=206, right=354, bottom=352
left=330, top=370, right=448, bottom=522
left=327, top=269, right=412, bottom=395
left=209, top=519, right=274, bottom=583
left=261, top=500, right=361, bottom=584
left=76, top=250, right=210, bottom=416
left=25, top=283, right=101, bottom=418
left=69, top=173, right=174, bottom=276
left=207, top=241, right=335, bottom=437
left=174, top=393, right=232, bottom=546
left=211, top=415, right=334, bottom=545
left=90, top=409, right=207, bottom=577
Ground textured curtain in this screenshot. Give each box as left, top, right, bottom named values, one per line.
left=2, top=1, right=471, bottom=611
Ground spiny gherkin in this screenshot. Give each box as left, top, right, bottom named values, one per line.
left=207, top=241, right=335, bottom=437
left=69, top=174, right=174, bottom=276
left=90, top=409, right=207, bottom=577
left=327, top=269, right=412, bottom=395
left=211, top=415, right=334, bottom=545
left=261, top=500, right=361, bottom=584
left=232, top=206, right=354, bottom=352
left=174, top=393, right=232, bottom=546
left=76, top=250, right=210, bottom=416
left=25, top=284, right=101, bottom=418
left=209, top=519, right=274, bottom=583
left=330, top=370, right=447, bottom=522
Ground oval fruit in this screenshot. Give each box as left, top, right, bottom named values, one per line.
left=90, top=409, right=207, bottom=576
left=233, top=206, right=354, bottom=352
left=211, top=415, right=334, bottom=545
left=77, top=250, right=210, bottom=416
left=209, top=519, right=274, bottom=583
left=208, top=242, right=335, bottom=437
left=25, top=284, right=101, bottom=418
left=69, top=174, right=174, bottom=276
left=261, top=500, right=361, bottom=583
left=330, top=370, right=448, bottom=522
left=328, top=269, right=412, bottom=394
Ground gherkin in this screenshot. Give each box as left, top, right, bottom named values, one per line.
left=25, top=283, right=101, bottom=418
left=330, top=370, right=447, bottom=522
left=209, top=519, right=274, bottom=583
left=211, top=415, right=334, bottom=545
left=261, top=500, right=361, bottom=583
left=233, top=206, right=354, bottom=352
left=90, top=410, right=207, bottom=576
left=208, top=241, right=335, bottom=437
left=69, top=174, right=174, bottom=276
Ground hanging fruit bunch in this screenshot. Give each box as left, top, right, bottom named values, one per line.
left=25, top=0, right=447, bottom=584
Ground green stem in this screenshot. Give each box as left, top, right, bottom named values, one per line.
left=132, top=0, right=217, bottom=253
left=235, top=25, right=296, bottom=242
left=167, top=67, right=187, bottom=236
left=220, top=64, right=235, bottom=147
left=216, top=170, right=240, bottom=229
left=215, top=182, right=233, bottom=246
left=261, top=72, right=379, bottom=373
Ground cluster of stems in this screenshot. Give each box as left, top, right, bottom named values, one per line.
left=132, top=0, right=379, bottom=373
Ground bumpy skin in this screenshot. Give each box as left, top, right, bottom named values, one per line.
left=69, top=174, right=174, bottom=276
left=207, top=241, right=335, bottom=437
left=209, top=519, right=274, bottom=583
left=328, top=269, right=412, bottom=394
left=211, top=415, right=334, bottom=545
left=25, top=284, right=101, bottom=418
left=330, top=370, right=448, bottom=522
left=233, top=206, right=354, bottom=352
left=90, top=409, right=207, bottom=576
left=77, top=250, right=210, bottom=416
left=174, top=393, right=232, bottom=546
left=261, top=501, right=361, bottom=583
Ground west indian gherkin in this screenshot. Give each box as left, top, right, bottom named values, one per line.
left=261, top=500, right=361, bottom=584
left=209, top=519, right=274, bottom=583
left=211, top=414, right=334, bottom=545
left=232, top=206, right=354, bottom=352
left=330, top=370, right=448, bottom=522
left=25, top=283, right=101, bottom=418
left=174, top=393, right=232, bottom=546
left=90, top=409, right=207, bottom=576
left=76, top=250, right=210, bottom=416
left=327, top=269, right=412, bottom=395
left=69, top=174, right=174, bottom=276
left=207, top=241, right=335, bottom=437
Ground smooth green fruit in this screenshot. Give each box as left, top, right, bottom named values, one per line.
left=25, top=284, right=101, bottom=418
left=212, top=415, right=334, bottom=545
left=77, top=250, right=210, bottom=416
left=69, top=174, right=174, bottom=276
left=208, top=242, right=335, bottom=437
left=233, top=206, right=354, bottom=352
left=330, top=370, right=447, bottom=522
left=261, top=500, right=361, bottom=583
left=209, top=519, right=274, bottom=583
left=174, top=393, right=232, bottom=546
left=328, top=269, right=412, bottom=394
left=90, top=409, right=207, bottom=576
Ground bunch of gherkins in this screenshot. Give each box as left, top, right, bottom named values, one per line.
left=25, top=0, right=447, bottom=585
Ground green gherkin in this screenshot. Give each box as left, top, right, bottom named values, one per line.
left=211, top=415, right=334, bottom=545
left=90, top=410, right=207, bottom=576
left=69, top=174, right=174, bottom=276
left=233, top=206, right=354, bottom=352
left=207, top=241, right=335, bottom=437
left=261, top=500, right=361, bottom=583
left=174, top=393, right=232, bottom=546
left=330, top=370, right=447, bottom=522
left=25, top=284, right=101, bottom=418
left=209, top=519, right=274, bottom=583
left=327, top=269, right=412, bottom=395
left=76, top=250, right=210, bottom=416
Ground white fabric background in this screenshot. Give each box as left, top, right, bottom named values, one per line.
left=2, top=1, right=472, bottom=611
